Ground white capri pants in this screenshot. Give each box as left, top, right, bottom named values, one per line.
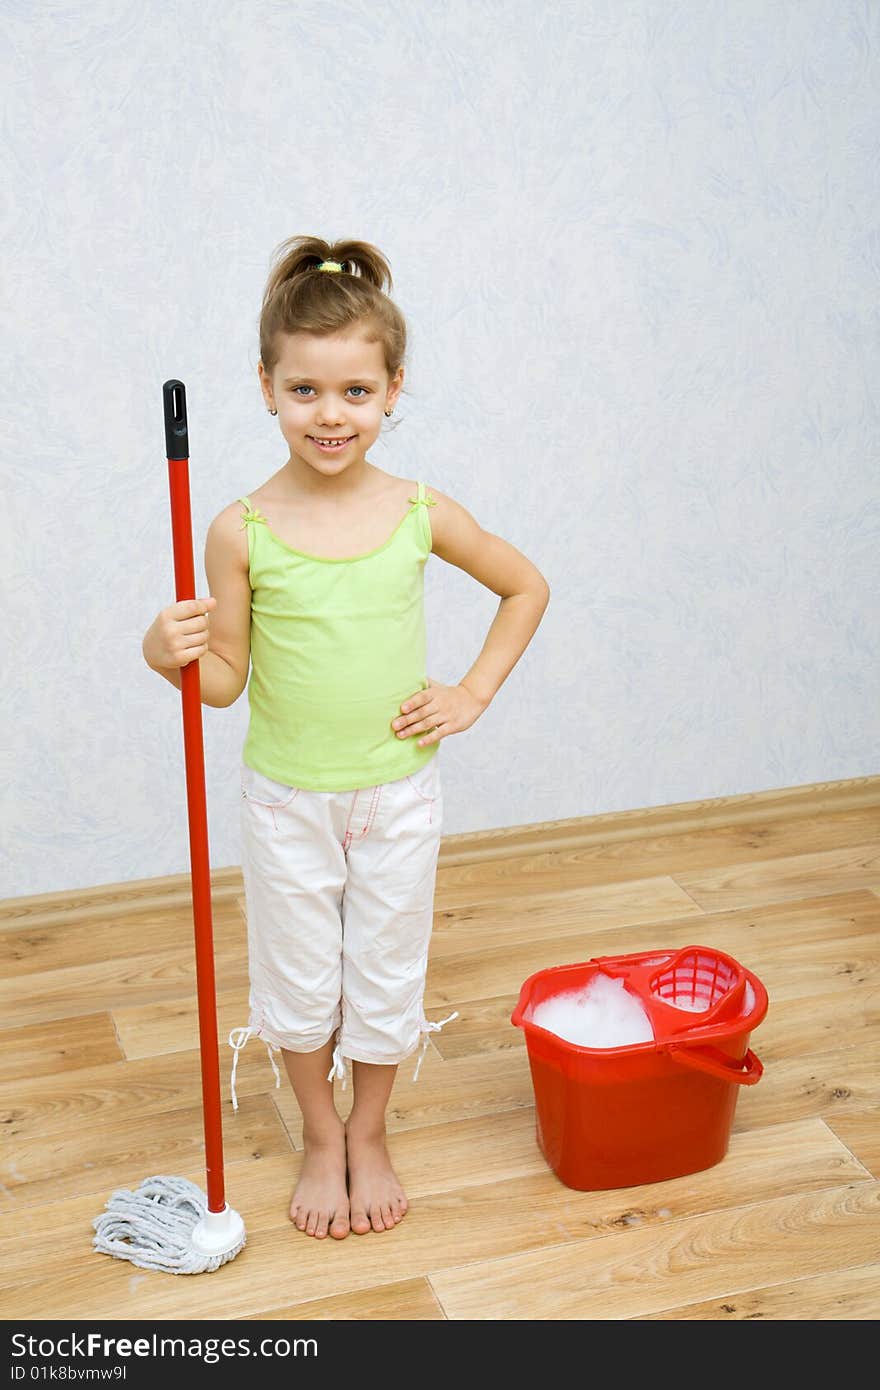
left=229, top=754, right=456, bottom=1107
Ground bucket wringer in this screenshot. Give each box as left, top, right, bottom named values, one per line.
left=512, top=945, right=768, bottom=1191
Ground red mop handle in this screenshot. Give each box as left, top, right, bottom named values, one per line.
left=163, top=379, right=226, bottom=1214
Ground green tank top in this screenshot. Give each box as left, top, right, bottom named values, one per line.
left=239, top=480, right=440, bottom=791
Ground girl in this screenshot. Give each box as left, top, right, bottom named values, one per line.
left=142, top=236, right=550, bottom=1241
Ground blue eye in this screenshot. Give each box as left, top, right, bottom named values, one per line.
left=289, top=385, right=370, bottom=397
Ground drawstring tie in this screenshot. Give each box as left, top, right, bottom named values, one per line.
left=326, top=1040, right=348, bottom=1090
left=412, top=1011, right=459, bottom=1082
left=228, top=1026, right=282, bottom=1112
left=324, top=1012, right=460, bottom=1089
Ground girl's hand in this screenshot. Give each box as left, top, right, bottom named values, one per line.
left=142, top=596, right=217, bottom=671
left=391, top=677, right=487, bottom=748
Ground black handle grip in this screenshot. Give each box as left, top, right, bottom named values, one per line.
left=163, top=379, right=189, bottom=459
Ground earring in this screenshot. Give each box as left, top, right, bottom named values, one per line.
left=384, top=409, right=393, bottom=417
left=268, top=408, right=277, bottom=415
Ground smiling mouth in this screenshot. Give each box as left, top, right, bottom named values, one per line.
left=308, top=435, right=355, bottom=449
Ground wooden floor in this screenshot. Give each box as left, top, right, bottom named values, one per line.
left=2, top=776, right=879, bottom=1322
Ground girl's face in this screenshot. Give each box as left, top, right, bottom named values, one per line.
left=261, top=330, right=403, bottom=479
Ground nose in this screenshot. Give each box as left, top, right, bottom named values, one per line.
left=316, top=395, right=346, bottom=425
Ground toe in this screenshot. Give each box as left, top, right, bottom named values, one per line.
left=350, top=1206, right=372, bottom=1235
left=329, top=1211, right=350, bottom=1240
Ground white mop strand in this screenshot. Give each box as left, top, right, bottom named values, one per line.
left=93, top=1175, right=245, bottom=1275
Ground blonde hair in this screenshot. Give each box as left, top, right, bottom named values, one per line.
left=258, top=235, right=408, bottom=390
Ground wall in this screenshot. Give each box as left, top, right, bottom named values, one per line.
left=3, top=0, right=878, bottom=895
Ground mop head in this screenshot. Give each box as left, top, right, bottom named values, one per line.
left=92, top=1175, right=246, bottom=1275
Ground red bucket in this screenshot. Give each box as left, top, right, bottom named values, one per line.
left=511, top=947, right=768, bottom=1191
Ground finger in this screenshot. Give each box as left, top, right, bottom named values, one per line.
left=179, top=598, right=214, bottom=618
left=393, top=700, right=423, bottom=729
left=417, top=726, right=443, bottom=746
left=177, top=615, right=211, bottom=635
left=395, top=707, right=436, bottom=735
left=410, top=714, right=438, bottom=734
left=398, top=695, right=424, bottom=715
left=181, top=645, right=208, bottom=665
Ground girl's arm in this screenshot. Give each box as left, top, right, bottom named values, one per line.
left=427, top=488, right=550, bottom=709
left=142, top=504, right=252, bottom=709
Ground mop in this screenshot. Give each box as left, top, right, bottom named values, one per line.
left=92, top=381, right=246, bottom=1273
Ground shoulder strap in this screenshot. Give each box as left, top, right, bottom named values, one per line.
left=408, top=481, right=438, bottom=508
left=238, top=496, right=267, bottom=529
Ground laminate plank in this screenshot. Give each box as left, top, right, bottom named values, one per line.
left=0, top=1119, right=865, bottom=1319
left=0, top=902, right=246, bottom=979
left=635, top=1262, right=880, bottom=1319
left=0, top=941, right=251, bottom=1028
left=822, top=1111, right=880, bottom=1177
left=424, top=876, right=703, bottom=955
left=434, top=780, right=879, bottom=864
left=427, top=884, right=878, bottom=962
left=241, top=1277, right=446, bottom=1320
left=427, top=995, right=524, bottom=1061
left=0, top=869, right=244, bottom=930
left=428, top=810, right=880, bottom=910
left=0, top=1046, right=277, bottom=1143
left=676, top=841, right=880, bottom=912
left=0, top=1013, right=123, bottom=1080
left=730, top=1040, right=880, bottom=1133
left=747, top=987, right=880, bottom=1063
left=0, top=1093, right=292, bottom=1211
left=112, top=990, right=252, bottom=1061
left=428, top=1182, right=880, bottom=1321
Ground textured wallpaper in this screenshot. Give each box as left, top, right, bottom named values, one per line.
left=3, top=0, right=878, bottom=897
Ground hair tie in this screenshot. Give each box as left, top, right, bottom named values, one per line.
left=316, top=260, right=344, bottom=273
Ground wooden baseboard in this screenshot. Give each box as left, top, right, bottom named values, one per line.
left=2, top=773, right=878, bottom=928
left=440, top=772, right=880, bottom=861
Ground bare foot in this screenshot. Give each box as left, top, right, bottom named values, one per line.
left=289, top=1125, right=350, bottom=1239
left=345, top=1118, right=408, bottom=1234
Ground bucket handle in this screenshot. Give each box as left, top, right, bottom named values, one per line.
left=668, top=1044, right=764, bottom=1086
